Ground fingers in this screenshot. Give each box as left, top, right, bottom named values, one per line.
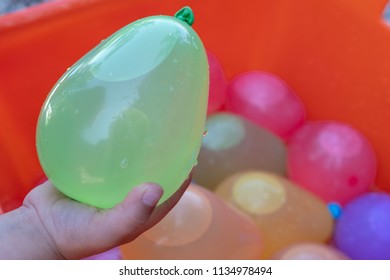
left=27, top=181, right=165, bottom=259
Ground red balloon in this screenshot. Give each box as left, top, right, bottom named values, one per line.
left=206, top=50, right=228, bottom=115
left=226, top=71, right=305, bottom=139
left=287, top=121, right=376, bottom=204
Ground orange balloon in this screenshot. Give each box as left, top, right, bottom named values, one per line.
left=272, top=243, right=349, bottom=260
left=215, top=171, right=333, bottom=258
left=120, top=184, right=262, bottom=259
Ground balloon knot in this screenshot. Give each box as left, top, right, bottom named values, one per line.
left=328, top=202, right=343, bottom=220
left=174, top=6, right=194, bottom=26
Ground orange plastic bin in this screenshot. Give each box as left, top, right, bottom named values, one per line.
left=1, top=0, right=390, bottom=211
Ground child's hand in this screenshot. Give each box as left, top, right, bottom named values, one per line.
left=0, top=174, right=191, bottom=260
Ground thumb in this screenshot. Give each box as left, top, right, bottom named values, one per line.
left=92, top=183, right=164, bottom=248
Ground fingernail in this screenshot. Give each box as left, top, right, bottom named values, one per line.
left=142, top=185, right=163, bottom=207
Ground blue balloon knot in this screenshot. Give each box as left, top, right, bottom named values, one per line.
left=328, top=202, right=343, bottom=220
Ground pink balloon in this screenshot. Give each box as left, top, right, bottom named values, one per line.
left=287, top=121, right=376, bottom=204
left=272, top=242, right=349, bottom=260
left=226, top=71, right=305, bottom=139
left=206, top=50, right=228, bottom=115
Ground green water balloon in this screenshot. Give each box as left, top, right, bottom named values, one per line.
left=36, top=7, right=209, bottom=209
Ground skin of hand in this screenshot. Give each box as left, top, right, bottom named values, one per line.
left=0, top=173, right=192, bottom=260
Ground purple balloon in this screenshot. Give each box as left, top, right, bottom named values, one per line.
left=83, top=247, right=122, bottom=260
left=334, top=192, right=390, bottom=259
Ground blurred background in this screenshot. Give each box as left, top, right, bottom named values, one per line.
left=2, top=0, right=390, bottom=260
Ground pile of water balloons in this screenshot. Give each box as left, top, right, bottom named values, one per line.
left=28, top=7, right=390, bottom=260
left=119, top=50, right=390, bottom=260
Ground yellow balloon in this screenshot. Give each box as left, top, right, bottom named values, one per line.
left=215, top=171, right=334, bottom=258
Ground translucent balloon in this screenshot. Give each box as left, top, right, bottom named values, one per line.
left=193, top=113, right=287, bottom=190
left=334, top=192, right=390, bottom=259
left=206, top=50, right=228, bottom=114
left=215, top=171, right=333, bottom=258
left=225, top=71, right=305, bottom=139
left=272, top=243, right=349, bottom=260
left=36, top=7, right=209, bottom=208
left=83, top=247, right=122, bottom=260
left=287, top=121, right=376, bottom=204
left=120, top=184, right=263, bottom=259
